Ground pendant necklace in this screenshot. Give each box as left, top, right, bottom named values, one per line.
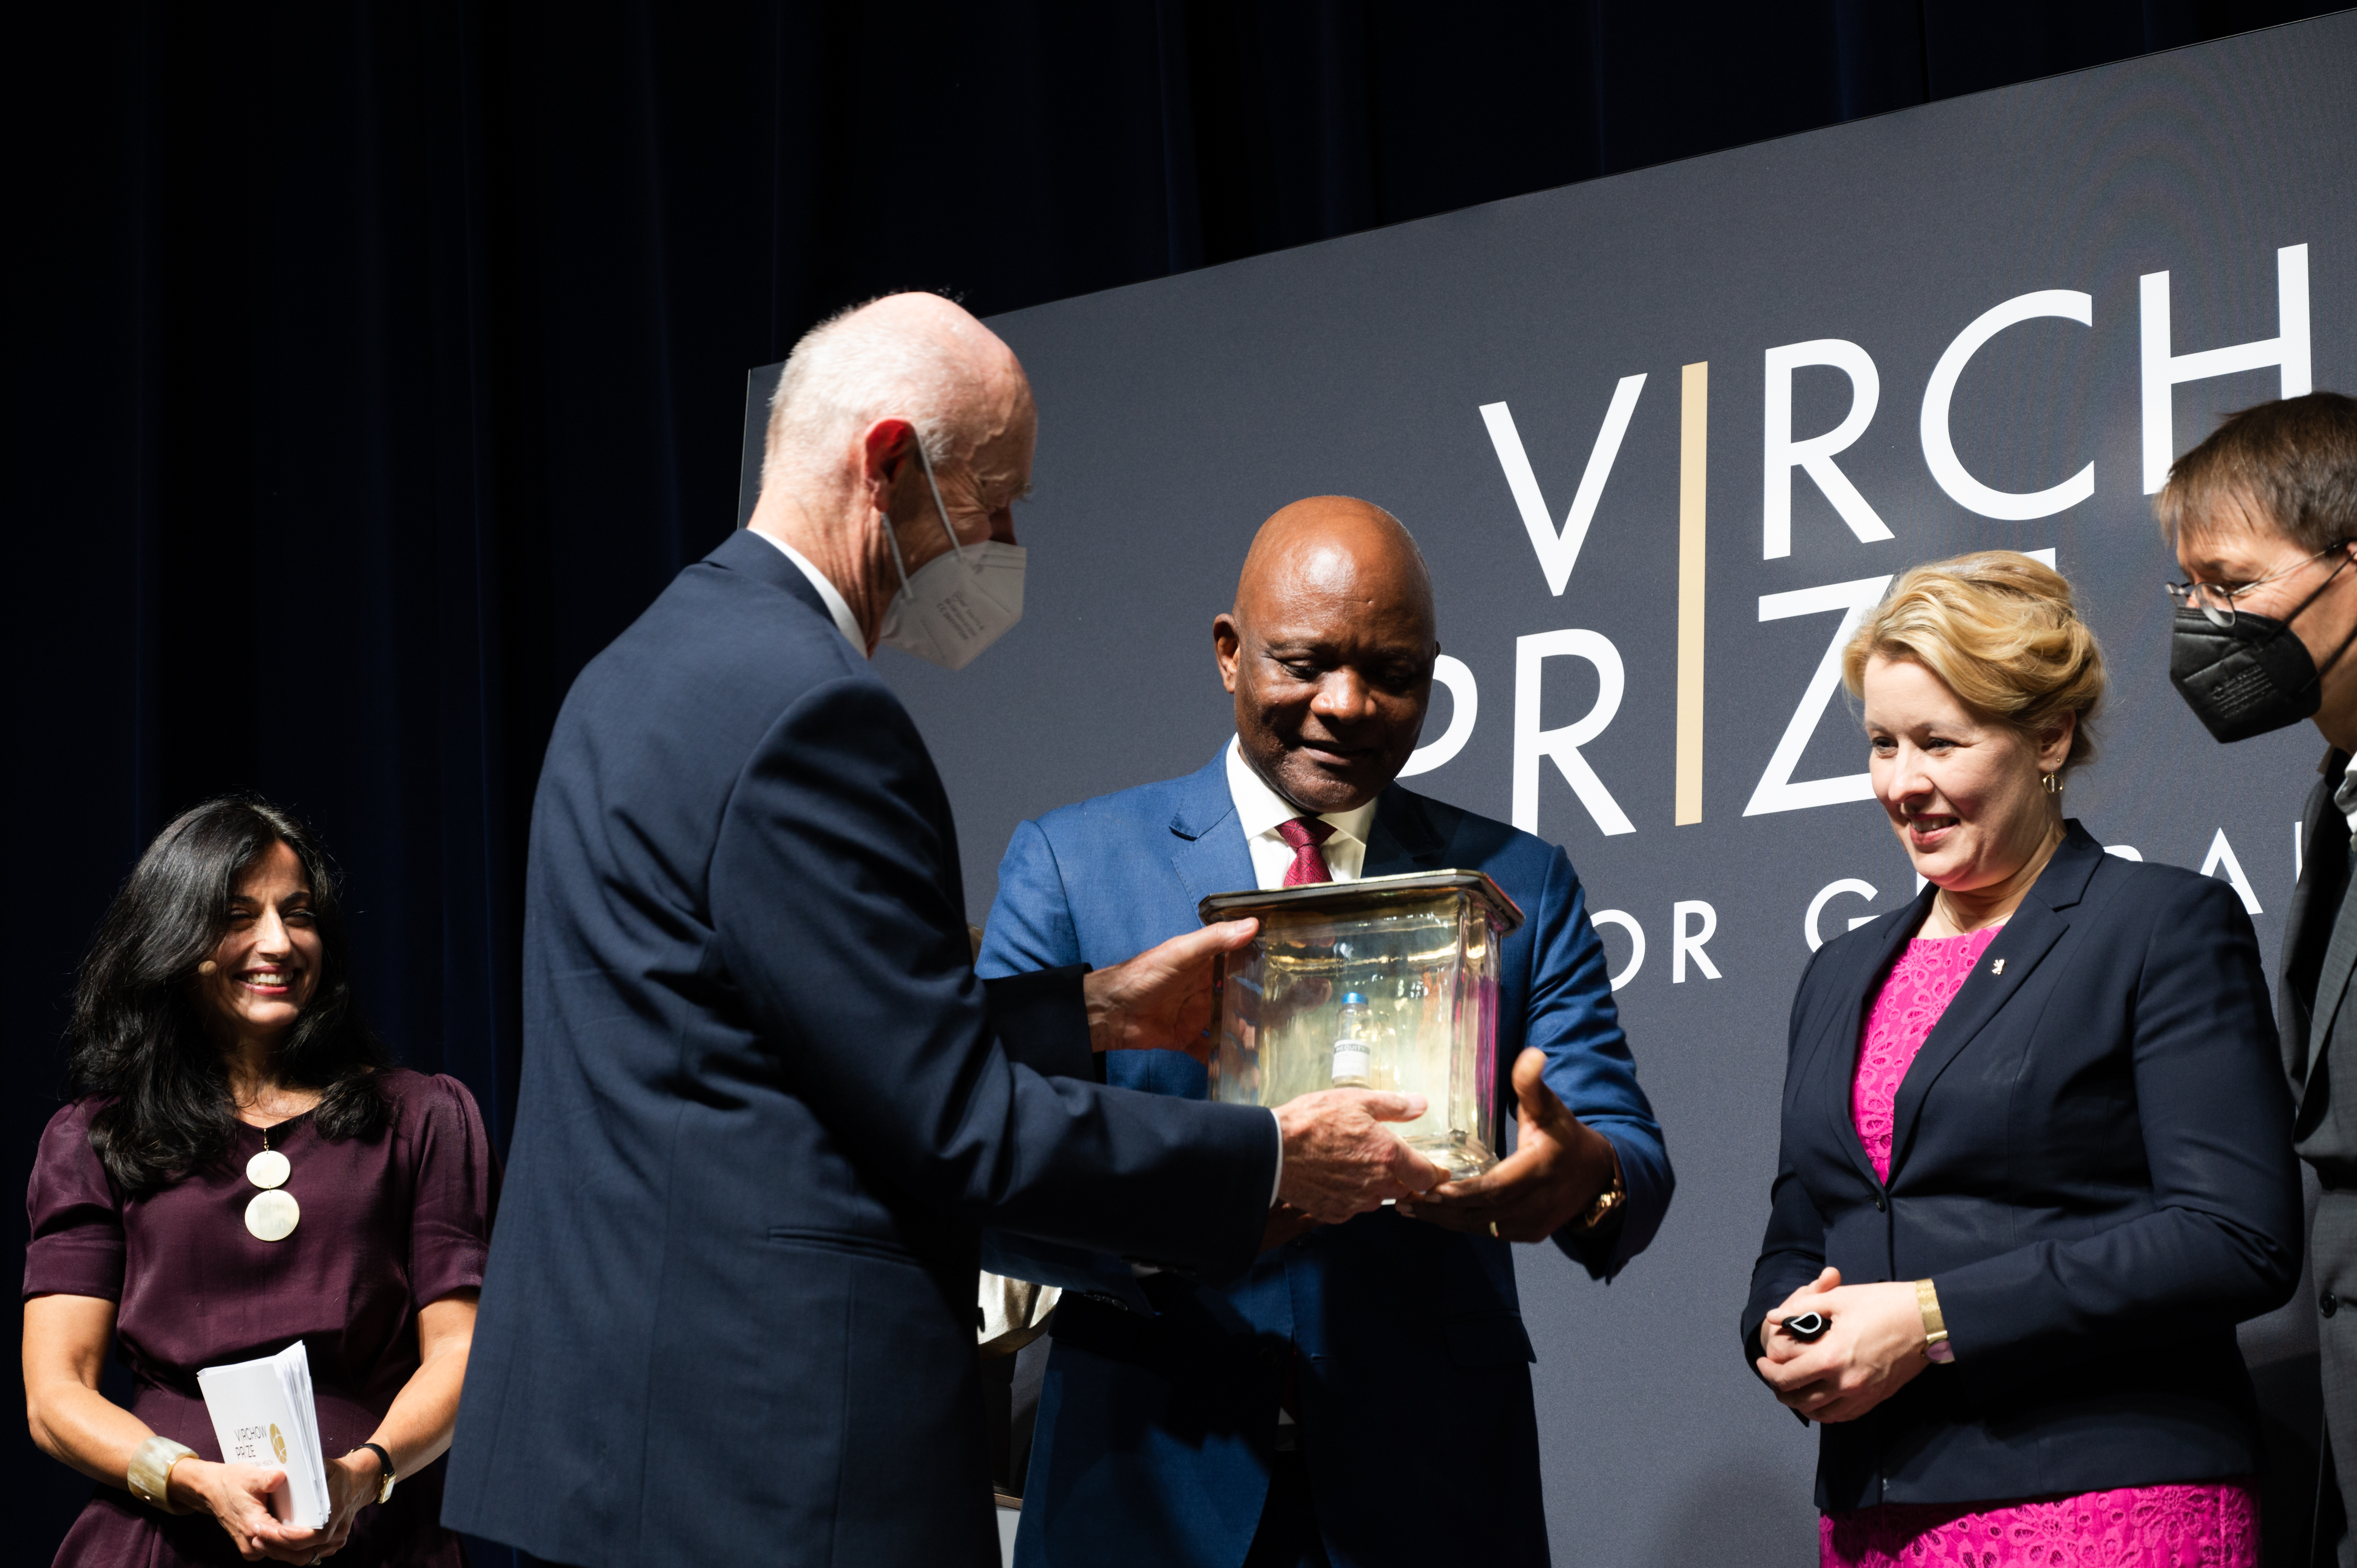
left=243, top=1123, right=300, bottom=1242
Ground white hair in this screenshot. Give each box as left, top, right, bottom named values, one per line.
left=760, top=296, right=1001, bottom=492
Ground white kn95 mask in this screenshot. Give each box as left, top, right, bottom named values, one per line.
left=875, top=433, right=1026, bottom=671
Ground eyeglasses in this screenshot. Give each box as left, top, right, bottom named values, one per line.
left=2165, top=543, right=2352, bottom=627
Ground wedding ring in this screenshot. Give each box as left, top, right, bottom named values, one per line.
left=1488, top=1220, right=1500, bottom=1238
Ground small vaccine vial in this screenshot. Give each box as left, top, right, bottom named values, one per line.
left=1331, top=992, right=1373, bottom=1087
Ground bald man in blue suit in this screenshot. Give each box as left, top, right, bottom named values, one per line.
left=978, top=497, right=1671, bottom=1568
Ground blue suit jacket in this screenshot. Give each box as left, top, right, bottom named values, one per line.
left=441, top=533, right=1277, bottom=1568
left=977, top=750, right=1672, bottom=1568
left=1742, top=824, right=2303, bottom=1510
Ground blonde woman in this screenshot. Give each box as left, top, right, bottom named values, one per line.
left=1744, top=552, right=2301, bottom=1566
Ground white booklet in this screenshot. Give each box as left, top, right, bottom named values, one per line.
left=195, top=1341, right=330, bottom=1529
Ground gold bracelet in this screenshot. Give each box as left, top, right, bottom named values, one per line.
left=1916, top=1278, right=1954, bottom=1364
left=127, top=1435, right=196, bottom=1514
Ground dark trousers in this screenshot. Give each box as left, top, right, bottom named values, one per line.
left=1242, top=1451, right=1331, bottom=1568
left=2321, top=1192, right=2357, bottom=1568
left=522, top=1457, right=1324, bottom=1568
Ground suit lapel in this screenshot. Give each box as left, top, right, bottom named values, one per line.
left=1816, top=886, right=1932, bottom=1192
left=1174, top=762, right=1445, bottom=909
left=1167, top=750, right=1257, bottom=915
left=1883, top=826, right=2101, bottom=1181
left=2290, top=749, right=2353, bottom=1095
left=1362, top=788, right=1447, bottom=878
left=2306, top=857, right=2357, bottom=1107
left=2281, top=758, right=2341, bottom=974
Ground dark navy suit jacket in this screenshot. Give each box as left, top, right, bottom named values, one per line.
left=1743, top=824, right=2303, bottom=1510
left=441, top=532, right=1278, bottom=1567
left=977, top=749, right=1671, bottom=1568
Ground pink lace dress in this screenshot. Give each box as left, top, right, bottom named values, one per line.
left=1822, top=928, right=2260, bottom=1568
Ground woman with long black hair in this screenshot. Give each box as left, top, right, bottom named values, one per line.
left=23, top=797, right=496, bottom=1566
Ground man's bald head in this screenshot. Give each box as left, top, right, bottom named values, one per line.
left=1217, top=497, right=1440, bottom=814
left=762, top=292, right=1033, bottom=489
left=749, top=292, right=1036, bottom=652
left=1233, top=497, right=1435, bottom=636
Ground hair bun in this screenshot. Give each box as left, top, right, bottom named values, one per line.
left=1841, top=549, right=2106, bottom=774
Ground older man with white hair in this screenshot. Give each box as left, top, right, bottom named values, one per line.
left=441, top=294, right=1439, bottom=1568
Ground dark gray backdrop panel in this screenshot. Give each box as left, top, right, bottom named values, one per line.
left=742, top=17, right=2357, bottom=1560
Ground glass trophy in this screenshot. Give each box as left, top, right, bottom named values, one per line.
left=1198, top=870, right=1524, bottom=1181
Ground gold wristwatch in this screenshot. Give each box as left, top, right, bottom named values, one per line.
left=1576, top=1166, right=1627, bottom=1232
left=356, top=1442, right=396, bottom=1504
left=1916, top=1278, right=1954, bottom=1364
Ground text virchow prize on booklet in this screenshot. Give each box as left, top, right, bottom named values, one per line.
left=195, top=1341, right=330, bottom=1528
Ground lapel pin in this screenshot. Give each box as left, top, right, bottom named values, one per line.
left=1991, top=958, right=2006, bottom=975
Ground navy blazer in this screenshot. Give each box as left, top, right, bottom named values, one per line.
left=441, top=532, right=1277, bottom=1568
left=1743, top=824, right=2302, bottom=1510
left=977, top=750, right=1671, bottom=1568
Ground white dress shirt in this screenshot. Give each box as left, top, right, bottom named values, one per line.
left=1225, top=737, right=1379, bottom=890
left=749, top=528, right=866, bottom=652
left=2334, top=755, right=2357, bottom=836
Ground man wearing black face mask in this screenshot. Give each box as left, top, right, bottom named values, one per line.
left=2163, top=389, right=2357, bottom=1566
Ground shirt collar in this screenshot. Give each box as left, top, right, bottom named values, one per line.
left=1223, top=736, right=1379, bottom=848
left=749, top=529, right=866, bottom=653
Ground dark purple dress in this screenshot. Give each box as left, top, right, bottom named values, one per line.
left=24, top=1069, right=498, bottom=1567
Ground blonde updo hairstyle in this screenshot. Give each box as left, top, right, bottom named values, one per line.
left=1839, top=551, right=2106, bottom=779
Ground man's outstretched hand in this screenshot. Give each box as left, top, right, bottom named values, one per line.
left=1275, top=1090, right=1446, bottom=1224
left=1082, top=919, right=1260, bottom=1059
left=1396, top=1048, right=1619, bottom=1242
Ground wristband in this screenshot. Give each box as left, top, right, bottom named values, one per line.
left=128, top=1435, right=197, bottom=1514
left=1916, top=1278, right=1954, bottom=1364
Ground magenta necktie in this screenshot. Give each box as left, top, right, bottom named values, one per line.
left=1276, top=817, right=1336, bottom=886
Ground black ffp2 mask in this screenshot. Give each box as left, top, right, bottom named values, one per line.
left=2170, top=558, right=2357, bottom=743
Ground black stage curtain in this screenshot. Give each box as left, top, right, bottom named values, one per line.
left=3, top=1, right=2335, bottom=1554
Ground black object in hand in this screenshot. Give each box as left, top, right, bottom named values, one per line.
left=1782, top=1309, right=1830, bottom=1342
left=1764, top=1309, right=1831, bottom=1426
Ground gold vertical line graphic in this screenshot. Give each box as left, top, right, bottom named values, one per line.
left=1675, top=361, right=1708, bottom=826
